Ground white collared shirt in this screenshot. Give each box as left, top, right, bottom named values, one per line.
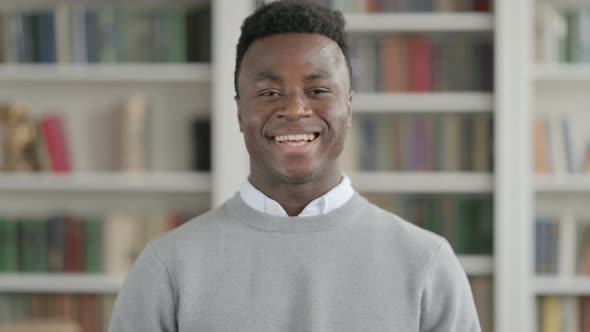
left=239, top=175, right=355, bottom=217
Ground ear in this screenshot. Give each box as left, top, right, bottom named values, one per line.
left=235, top=95, right=244, bottom=133
left=347, top=92, right=353, bottom=127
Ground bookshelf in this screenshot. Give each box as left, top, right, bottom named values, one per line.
left=516, top=0, right=590, bottom=330
left=0, top=0, right=538, bottom=332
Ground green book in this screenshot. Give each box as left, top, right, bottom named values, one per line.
left=164, top=7, right=187, bottom=62
left=0, top=218, right=19, bottom=272
left=83, top=216, right=103, bottom=273
left=455, top=198, right=476, bottom=254
left=19, top=218, right=48, bottom=272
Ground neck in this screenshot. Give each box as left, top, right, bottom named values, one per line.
left=249, top=169, right=342, bottom=217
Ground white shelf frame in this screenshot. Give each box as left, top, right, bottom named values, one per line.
left=349, top=172, right=493, bottom=193
left=534, top=64, right=590, bottom=82
left=535, top=174, right=590, bottom=193
left=0, top=64, right=211, bottom=82
left=534, top=276, right=590, bottom=295
left=460, top=255, right=495, bottom=276
left=345, top=13, right=494, bottom=32
left=0, top=255, right=494, bottom=293
left=352, top=92, right=494, bottom=113
left=0, top=172, right=211, bottom=193
left=0, top=274, right=125, bottom=294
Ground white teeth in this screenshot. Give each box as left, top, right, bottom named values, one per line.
left=273, top=133, right=317, bottom=142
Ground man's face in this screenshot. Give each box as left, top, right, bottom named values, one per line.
left=236, top=33, right=352, bottom=185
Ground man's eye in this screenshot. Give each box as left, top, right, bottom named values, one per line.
left=260, top=91, right=280, bottom=97
left=308, top=89, right=328, bottom=95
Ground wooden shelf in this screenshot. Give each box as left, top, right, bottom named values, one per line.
left=0, top=274, right=124, bottom=293
left=349, top=172, right=493, bottom=193
left=535, top=174, right=590, bottom=193
left=534, top=64, right=590, bottom=82
left=345, top=13, right=494, bottom=32
left=0, top=172, right=211, bottom=193
left=534, top=276, right=590, bottom=295
left=352, top=92, right=494, bottom=113
left=0, top=63, right=211, bottom=82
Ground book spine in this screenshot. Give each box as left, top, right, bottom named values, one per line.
left=40, top=114, right=71, bottom=173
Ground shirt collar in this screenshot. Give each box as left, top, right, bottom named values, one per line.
left=239, top=175, right=354, bottom=218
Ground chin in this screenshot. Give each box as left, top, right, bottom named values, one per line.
left=277, top=167, right=316, bottom=184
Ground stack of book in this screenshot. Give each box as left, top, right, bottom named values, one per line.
left=0, top=213, right=185, bottom=274
left=533, top=113, right=590, bottom=175
left=0, top=97, right=211, bottom=173
left=364, top=194, right=493, bottom=254
left=537, top=296, right=590, bottom=332
left=324, top=0, right=491, bottom=12
left=0, top=4, right=211, bottom=63
left=535, top=6, right=590, bottom=63
left=342, top=114, right=493, bottom=172
left=0, top=294, right=116, bottom=332
left=535, top=216, right=560, bottom=275
left=349, top=35, right=493, bottom=92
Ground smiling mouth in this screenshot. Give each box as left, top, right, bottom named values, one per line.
left=272, top=133, right=319, bottom=146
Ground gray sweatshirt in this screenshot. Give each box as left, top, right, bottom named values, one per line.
left=109, top=192, right=482, bottom=332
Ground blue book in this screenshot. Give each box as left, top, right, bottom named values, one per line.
left=85, top=9, right=99, bottom=63
left=360, top=116, right=377, bottom=171
left=37, top=12, right=56, bottom=63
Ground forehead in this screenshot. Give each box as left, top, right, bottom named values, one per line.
left=240, top=33, right=346, bottom=75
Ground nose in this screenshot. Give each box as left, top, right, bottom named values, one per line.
left=276, top=92, right=312, bottom=120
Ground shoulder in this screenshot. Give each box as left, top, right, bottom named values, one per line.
left=148, top=200, right=236, bottom=260
left=360, top=198, right=446, bottom=254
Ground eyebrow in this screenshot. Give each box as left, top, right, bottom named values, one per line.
left=305, top=70, right=333, bottom=81
left=252, top=70, right=334, bottom=83
left=253, top=71, right=282, bottom=83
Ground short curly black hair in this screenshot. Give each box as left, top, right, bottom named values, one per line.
left=234, top=0, right=351, bottom=96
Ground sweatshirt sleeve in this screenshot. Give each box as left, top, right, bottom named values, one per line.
left=419, top=240, right=482, bottom=332
left=109, top=242, right=177, bottom=332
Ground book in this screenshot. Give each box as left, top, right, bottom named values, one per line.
left=103, top=213, right=145, bottom=274
left=115, top=94, right=149, bottom=171
left=470, top=276, right=494, bottom=332
left=541, top=296, right=561, bottom=332
left=0, top=218, right=18, bottom=272
left=39, top=113, right=72, bottom=173
left=408, top=37, right=433, bottom=91
left=379, top=36, right=408, bottom=92
left=192, top=119, right=211, bottom=171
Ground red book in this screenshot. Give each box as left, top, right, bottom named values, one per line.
left=409, top=37, right=433, bottom=92
left=40, top=113, right=71, bottom=172
left=581, top=297, right=590, bottom=332
left=474, top=0, right=490, bottom=12
left=80, top=294, right=100, bottom=332
left=64, top=216, right=83, bottom=272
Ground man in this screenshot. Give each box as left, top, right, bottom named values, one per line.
left=109, top=1, right=481, bottom=331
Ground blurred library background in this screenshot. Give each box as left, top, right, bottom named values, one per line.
left=0, top=0, right=588, bottom=331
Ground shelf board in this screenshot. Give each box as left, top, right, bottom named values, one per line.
left=534, top=276, right=590, bottom=295
left=352, top=92, right=494, bottom=113
left=0, top=256, right=492, bottom=293
left=535, top=174, right=590, bottom=193
left=534, top=64, right=590, bottom=82
left=345, top=13, right=494, bottom=32
left=0, top=274, right=124, bottom=293
left=458, top=255, right=494, bottom=276
left=0, top=172, right=211, bottom=193
left=0, top=63, right=211, bottom=82
left=349, top=172, right=493, bottom=193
